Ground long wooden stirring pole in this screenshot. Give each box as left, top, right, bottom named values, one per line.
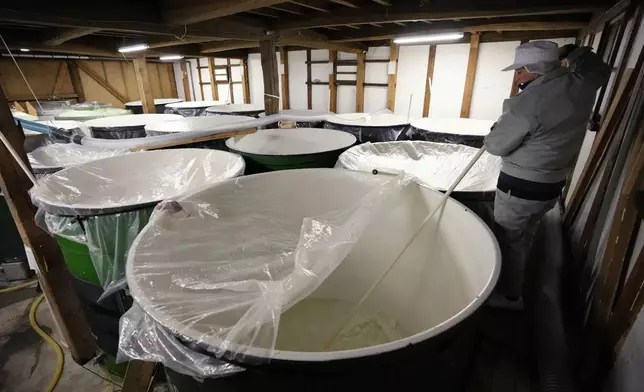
left=325, top=146, right=487, bottom=349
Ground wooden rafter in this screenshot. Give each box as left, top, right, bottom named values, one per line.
left=276, top=4, right=603, bottom=30
left=290, top=1, right=329, bottom=12
left=464, top=21, right=588, bottom=32
left=200, top=31, right=365, bottom=54
left=44, top=27, right=101, bottom=46
left=270, top=5, right=302, bottom=14
left=148, top=37, right=220, bottom=49
left=329, top=0, right=360, bottom=8
left=166, top=0, right=291, bottom=25
left=373, top=0, right=392, bottom=5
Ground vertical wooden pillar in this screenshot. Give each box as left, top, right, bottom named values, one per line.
left=227, top=59, right=235, bottom=103
left=387, top=42, right=399, bottom=111
left=168, top=64, right=178, bottom=98
left=241, top=58, right=250, bottom=104
left=67, top=61, right=85, bottom=102
left=460, top=33, right=480, bottom=118
left=356, top=52, right=366, bottom=112
left=180, top=61, right=192, bottom=102
left=260, top=39, right=280, bottom=115
left=0, top=82, right=95, bottom=364
left=208, top=57, right=219, bottom=101
left=329, top=50, right=337, bottom=113
left=133, top=57, right=156, bottom=113
left=422, top=45, right=437, bottom=117
left=279, top=48, right=290, bottom=110
left=510, top=39, right=529, bottom=97
left=306, top=49, right=312, bottom=110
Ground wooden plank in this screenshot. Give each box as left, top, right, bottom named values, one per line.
left=328, top=0, right=359, bottom=8
left=76, top=61, right=128, bottom=103
left=132, top=128, right=256, bottom=151
left=155, top=64, right=164, bottom=97
left=207, top=58, right=219, bottom=100
left=277, top=4, right=604, bottom=30
left=133, top=57, right=156, bottom=114
left=279, top=48, right=290, bottom=110
left=167, top=64, right=178, bottom=98
left=306, top=49, right=312, bottom=110
left=167, top=0, right=291, bottom=24
left=329, top=50, right=337, bottom=113
left=356, top=52, right=366, bottom=112
left=44, top=27, right=101, bottom=46
left=227, top=58, right=235, bottom=103
left=592, top=131, right=644, bottom=326
left=52, top=62, right=68, bottom=95
left=460, top=33, right=480, bottom=118
left=422, top=45, right=437, bottom=117
left=241, top=59, right=250, bottom=104
left=13, top=101, right=24, bottom=112
left=563, top=69, right=638, bottom=227
left=25, top=102, right=37, bottom=116
left=464, top=21, right=588, bottom=32
left=67, top=61, right=85, bottom=102
left=121, top=361, right=158, bottom=392
left=0, top=82, right=96, bottom=364
left=260, top=40, right=280, bottom=115
left=387, top=42, right=399, bottom=111
left=510, top=39, right=529, bottom=97
left=196, top=59, right=205, bottom=100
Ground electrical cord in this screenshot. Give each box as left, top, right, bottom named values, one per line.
left=30, top=294, right=64, bottom=392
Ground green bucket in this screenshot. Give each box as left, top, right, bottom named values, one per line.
left=226, top=128, right=356, bottom=174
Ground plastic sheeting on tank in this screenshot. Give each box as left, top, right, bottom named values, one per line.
left=30, top=149, right=246, bottom=299
left=55, top=108, right=131, bottom=121
left=28, top=143, right=129, bottom=175
left=400, top=118, right=495, bottom=148
left=125, top=99, right=183, bottom=114
left=119, top=173, right=413, bottom=377
left=145, top=115, right=252, bottom=136
left=280, top=110, right=331, bottom=128
left=164, top=101, right=226, bottom=117
left=337, top=141, right=500, bottom=228
left=206, top=104, right=265, bottom=118
left=86, top=114, right=183, bottom=139
left=324, top=113, right=410, bottom=143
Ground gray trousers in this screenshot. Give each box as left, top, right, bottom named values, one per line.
left=493, top=189, right=557, bottom=298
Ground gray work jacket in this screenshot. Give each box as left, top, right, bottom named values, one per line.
left=484, top=51, right=609, bottom=183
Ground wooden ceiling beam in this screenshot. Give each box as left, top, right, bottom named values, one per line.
left=201, top=41, right=260, bottom=54
left=166, top=0, right=291, bottom=25
left=328, top=0, right=360, bottom=8
left=147, top=37, right=221, bottom=49
left=289, top=1, right=330, bottom=12
left=0, top=9, right=267, bottom=40
left=44, top=27, right=101, bottom=46
left=270, top=5, right=303, bottom=15
left=464, top=21, right=588, bottom=32
left=276, top=4, right=605, bottom=30
left=372, top=0, right=392, bottom=5
left=201, top=31, right=366, bottom=54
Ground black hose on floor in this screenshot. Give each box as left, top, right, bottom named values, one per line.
left=533, top=208, right=577, bottom=392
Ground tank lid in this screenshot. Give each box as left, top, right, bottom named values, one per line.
left=31, top=149, right=245, bottom=216
left=165, top=100, right=227, bottom=109
left=125, top=98, right=183, bottom=106
left=85, top=114, right=183, bottom=129
left=145, top=115, right=253, bottom=133
left=410, top=117, right=494, bottom=136
left=206, top=104, right=265, bottom=114
left=226, top=128, right=356, bottom=156
left=326, top=113, right=409, bottom=127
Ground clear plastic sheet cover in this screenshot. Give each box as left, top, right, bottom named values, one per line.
left=30, top=149, right=246, bottom=299
left=28, top=143, right=129, bottom=175
left=337, top=141, right=501, bottom=192
left=120, top=173, right=413, bottom=376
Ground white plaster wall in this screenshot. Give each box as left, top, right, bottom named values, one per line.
left=394, top=44, right=430, bottom=120
left=430, top=43, right=470, bottom=119
left=248, top=53, right=264, bottom=105
left=337, top=86, right=356, bottom=113
left=469, top=41, right=520, bottom=121
left=288, top=50, right=308, bottom=110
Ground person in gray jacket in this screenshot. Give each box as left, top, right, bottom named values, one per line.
left=484, top=41, right=610, bottom=308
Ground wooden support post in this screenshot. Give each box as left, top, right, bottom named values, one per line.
left=168, top=64, right=178, bottom=98
left=510, top=39, right=529, bottom=97
left=77, top=61, right=128, bottom=104
left=227, top=58, right=235, bottom=103
left=279, top=48, right=290, bottom=110
left=121, top=362, right=159, bottom=392
left=460, top=33, right=480, bottom=118
left=356, top=52, right=366, bottom=112
left=67, top=61, right=85, bottom=102
left=133, top=57, right=156, bottom=114
left=241, top=59, right=250, bottom=104
left=180, top=61, right=192, bottom=102
left=0, top=82, right=95, bottom=363
left=207, top=57, right=219, bottom=101
left=422, top=45, right=437, bottom=117
left=387, top=42, right=399, bottom=111
left=260, top=39, right=280, bottom=115
left=306, top=49, right=312, bottom=110
left=329, top=50, right=337, bottom=113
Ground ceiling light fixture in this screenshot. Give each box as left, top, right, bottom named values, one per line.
left=393, top=32, right=464, bottom=45
left=159, top=55, right=184, bottom=61
left=19, top=48, right=30, bottom=52
left=118, top=44, right=149, bottom=53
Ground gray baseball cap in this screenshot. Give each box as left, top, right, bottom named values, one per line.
left=502, top=41, right=560, bottom=72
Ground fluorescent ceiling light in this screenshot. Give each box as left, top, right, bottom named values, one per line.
left=393, top=32, right=464, bottom=44
left=19, top=48, right=30, bottom=52
left=159, top=55, right=184, bottom=61
left=118, top=44, right=149, bottom=53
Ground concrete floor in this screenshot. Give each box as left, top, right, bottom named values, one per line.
left=0, top=285, right=122, bottom=392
